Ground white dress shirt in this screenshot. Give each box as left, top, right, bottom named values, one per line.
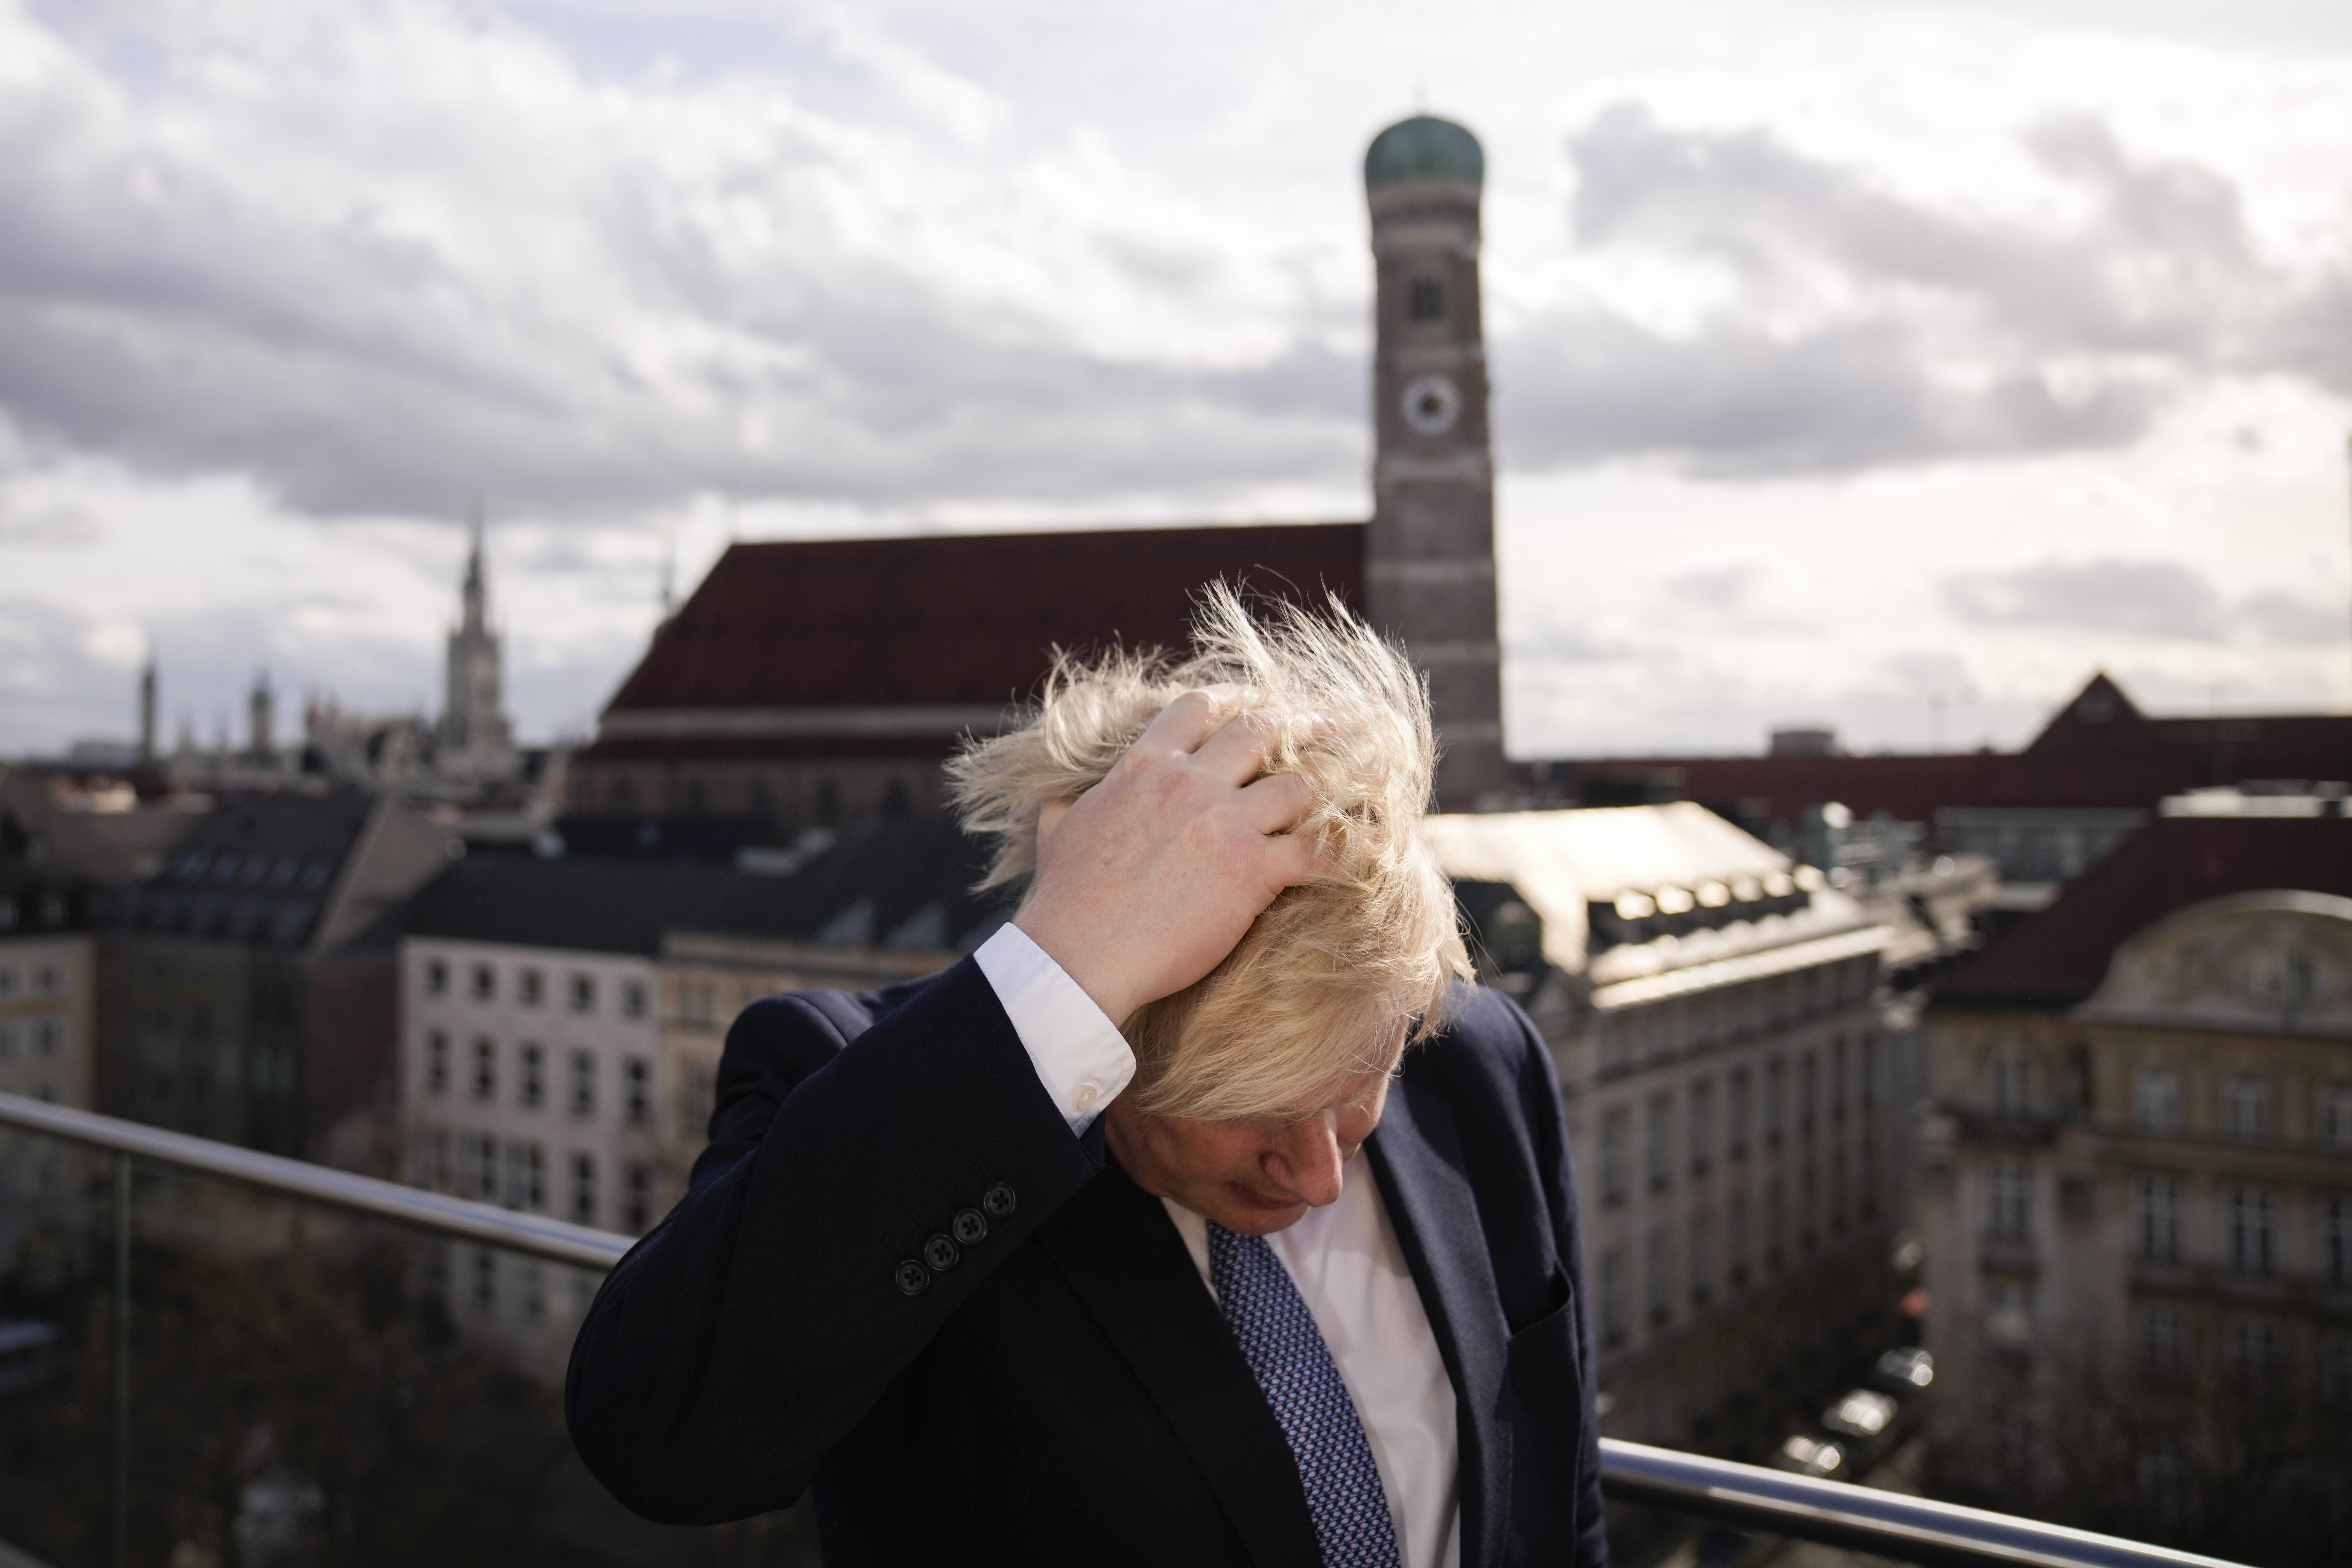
left=973, top=925, right=1462, bottom=1568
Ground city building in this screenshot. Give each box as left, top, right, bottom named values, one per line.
left=1548, top=673, right=2352, bottom=888
left=435, top=516, right=517, bottom=786
left=1422, top=805, right=1909, bottom=1458
left=104, top=789, right=456, bottom=1168
left=1917, top=813, right=2352, bottom=1553
left=566, top=113, right=1510, bottom=829
left=0, top=824, right=97, bottom=1248
left=397, top=821, right=1005, bottom=1372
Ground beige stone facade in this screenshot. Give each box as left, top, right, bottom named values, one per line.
left=655, top=932, right=962, bottom=1211
left=1425, top=807, right=1911, bottom=1457
left=1919, top=890, right=2352, bottom=1532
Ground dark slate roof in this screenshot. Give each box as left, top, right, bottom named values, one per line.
left=403, top=816, right=1007, bottom=956
left=579, top=522, right=1363, bottom=761
left=1553, top=673, right=2352, bottom=821
left=113, top=789, right=377, bottom=950
left=1932, top=817, right=2352, bottom=1009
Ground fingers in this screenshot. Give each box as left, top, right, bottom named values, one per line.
left=1136, top=685, right=1245, bottom=756
left=1239, top=770, right=1311, bottom=835
left=1257, top=821, right=1326, bottom=891
left=1192, top=706, right=1281, bottom=786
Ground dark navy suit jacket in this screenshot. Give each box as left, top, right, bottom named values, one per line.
left=565, top=957, right=1608, bottom=1567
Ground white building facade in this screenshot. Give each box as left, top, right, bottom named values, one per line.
left=400, top=934, right=659, bottom=1367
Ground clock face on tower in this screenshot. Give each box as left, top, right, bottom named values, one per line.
left=1401, top=374, right=1462, bottom=436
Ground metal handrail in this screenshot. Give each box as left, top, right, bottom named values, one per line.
left=1600, top=1440, right=2243, bottom=1568
left=0, top=1093, right=2248, bottom=1568
left=0, top=1092, right=628, bottom=1270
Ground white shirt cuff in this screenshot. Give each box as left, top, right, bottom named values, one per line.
left=972, top=923, right=1137, bottom=1134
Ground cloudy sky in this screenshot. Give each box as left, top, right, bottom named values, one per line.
left=2, top=0, right=2348, bottom=760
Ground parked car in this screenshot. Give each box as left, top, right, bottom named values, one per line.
left=1770, top=1434, right=1847, bottom=1479
left=1870, top=1346, right=1934, bottom=1396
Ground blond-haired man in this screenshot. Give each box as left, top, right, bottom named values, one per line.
left=568, top=592, right=1606, bottom=1568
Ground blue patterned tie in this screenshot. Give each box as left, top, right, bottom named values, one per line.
left=1208, top=1221, right=1402, bottom=1568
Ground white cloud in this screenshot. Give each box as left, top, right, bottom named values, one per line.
left=0, top=0, right=2347, bottom=754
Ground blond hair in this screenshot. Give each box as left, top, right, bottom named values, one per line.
left=947, top=583, right=1471, bottom=1123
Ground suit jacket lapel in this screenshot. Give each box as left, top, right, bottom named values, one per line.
left=1035, top=1160, right=1323, bottom=1568
left=1369, top=1077, right=1512, bottom=1568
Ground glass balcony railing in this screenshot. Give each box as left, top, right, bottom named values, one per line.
left=0, top=1092, right=2248, bottom=1568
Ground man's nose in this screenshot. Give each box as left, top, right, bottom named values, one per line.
left=1263, top=1116, right=1345, bottom=1207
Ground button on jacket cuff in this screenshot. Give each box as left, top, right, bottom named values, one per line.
left=972, top=924, right=1136, bottom=1135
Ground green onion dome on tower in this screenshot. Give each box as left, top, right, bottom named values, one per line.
left=1363, top=115, right=1483, bottom=190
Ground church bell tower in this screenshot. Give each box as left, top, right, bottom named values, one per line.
left=1364, top=115, right=1506, bottom=811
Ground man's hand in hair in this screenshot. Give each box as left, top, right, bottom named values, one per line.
left=1012, top=686, right=1319, bottom=1026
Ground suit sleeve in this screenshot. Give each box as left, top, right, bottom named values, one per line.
left=564, top=957, right=1101, bottom=1524
left=1505, top=1000, right=1611, bottom=1568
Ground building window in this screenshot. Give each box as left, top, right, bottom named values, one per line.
left=1986, top=1283, right=2033, bottom=1349
left=1828, top=1037, right=1847, bottom=1122
left=472, top=1248, right=496, bottom=1308
left=1859, top=1136, right=1879, bottom=1222
left=1727, top=1068, right=1751, bottom=1159
left=1688, top=1212, right=1712, bottom=1307
left=1987, top=1162, right=2031, bottom=1241
left=33, top=1018, right=58, bottom=1058
left=469, top=1134, right=497, bottom=1200
left=2222, top=1075, right=2272, bottom=1139
left=2322, top=1195, right=2351, bottom=1285
left=624, top=1057, right=651, bottom=1125
left=1764, top=1178, right=1784, bottom=1269
left=2225, top=1186, right=2277, bottom=1275
left=2320, top=1083, right=2352, bottom=1148
left=519, top=1044, right=544, bottom=1110
left=2134, top=1069, right=2180, bottom=1132
left=1797, top=1053, right=1817, bottom=1138
left=1645, top=1227, right=1670, bottom=1327
left=684, top=1065, right=718, bottom=1140
left=1408, top=274, right=1444, bottom=321
left=525, top=1143, right=546, bottom=1212
left=1992, top=1051, right=2030, bottom=1114
left=504, top=1141, right=531, bottom=1210
left=2324, top=1338, right=2352, bottom=1407
left=425, top=959, right=448, bottom=997
left=570, top=973, right=596, bottom=1014
left=1726, top=1192, right=1749, bottom=1284
left=471, top=1037, right=496, bottom=1101
left=1645, top=1094, right=1672, bottom=1191
left=2135, top=1175, right=2182, bottom=1263
left=425, top=1031, right=449, bottom=1096
left=1599, top=1108, right=1628, bottom=1207
left=1830, top=1148, right=1848, bottom=1235
left=1688, top=1080, right=1714, bottom=1176
left=2224, top=1320, right=2282, bottom=1394
left=622, top=979, right=649, bottom=1020
left=522, top=1264, right=546, bottom=1322
left=1764, top=1058, right=1784, bottom=1145
left=470, top=963, right=495, bottom=1002
left=519, top=968, right=543, bottom=1007
left=1598, top=1247, right=1626, bottom=1346
left=2138, top=1307, right=2190, bottom=1382
left=571, top=1152, right=598, bottom=1226
left=569, top=1051, right=596, bottom=1118
left=1858, top=1034, right=1876, bottom=1113
left=1797, top=1164, right=1818, bottom=1249
left=430, top=1128, right=450, bottom=1191
left=33, top=962, right=60, bottom=996
left=625, top=1163, right=652, bottom=1232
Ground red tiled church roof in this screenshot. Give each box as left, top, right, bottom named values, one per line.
left=1933, top=816, right=2352, bottom=1009
left=581, top=523, right=1364, bottom=760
